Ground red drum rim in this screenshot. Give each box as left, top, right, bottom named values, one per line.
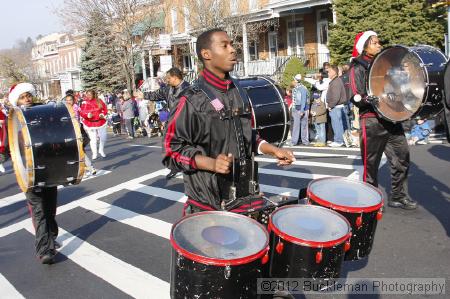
left=170, top=211, right=270, bottom=266
left=307, top=177, right=384, bottom=213
left=268, top=205, right=352, bottom=248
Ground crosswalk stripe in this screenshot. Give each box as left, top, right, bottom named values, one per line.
left=255, top=157, right=358, bottom=170
left=259, top=168, right=333, bottom=179
left=0, top=170, right=112, bottom=209
left=0, top=169, right=169, bottom=238
left=286, top=145, right=361, bottom=152
left=24, top=225, right=170, bottom=299
left=293, top=151, right=360, bottom=159
left=131, top=184, right=187, bottom=203
left=0, top=273, right=25, bottom=299
left=79, top=199, right=172, bottom=239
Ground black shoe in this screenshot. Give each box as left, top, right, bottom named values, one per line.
left=166, top=170, right=178, bottom=180
left=40, top=253, right=55, bottom=264
left=388, top=198, right=417, bottom=210
left=54, top=239, right=61, bottom=249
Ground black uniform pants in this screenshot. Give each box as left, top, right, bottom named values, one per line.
left=26, top=186, right=58, bottom=256
left=360, top=117, right=410, bottom=201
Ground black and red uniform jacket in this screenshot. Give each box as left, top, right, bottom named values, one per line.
left=162, top=68, right=265, bottom=210
left=348, top=54, right=377, bottom=117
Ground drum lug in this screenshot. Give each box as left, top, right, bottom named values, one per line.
left=420, top=63, right=433, bottom=68
left=376, top=210, right=383, bottom=221
left=344, top=241, right=351, bottom=252
left=261, top=252, right=269, bottom=265
left=27, top=120, right=40, bottom=126
left=64, top=138, right=74, bottom=143
left=60, top=117, right=70, bottom=122
left=67, top=160, right=83, bottom=165
left=33, top=142, right=43, bottom=147
left=276, top=240, right=284, bottom=254
left=37, top=182, right=46, bottom=187
left=34, top=165, right=46, bottom=170
left=224, top=265, right=231, bottom=280
left=66, top=177, right=74, bottom=182
left=356, top=215, right=363, bottom=228
left=315, top=249, right=323, bottom=264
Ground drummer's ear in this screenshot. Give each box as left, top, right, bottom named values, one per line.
left=201, top=49, right=212, bottom=62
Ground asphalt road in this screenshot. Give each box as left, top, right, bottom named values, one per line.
left=0, top=134, right=449, bottom=299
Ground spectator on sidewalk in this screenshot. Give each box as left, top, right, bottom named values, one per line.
left=290, top=74, right=310, bottom=146
left=310, top=93, right=327, bottom=147
left=326, top=65, right=348, bottom=147
left=121, top=93, right=136, bottom=139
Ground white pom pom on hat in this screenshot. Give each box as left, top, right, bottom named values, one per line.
left=294, top=74, right=302, bottom=81
left=8, top=83, right=36, bottom=106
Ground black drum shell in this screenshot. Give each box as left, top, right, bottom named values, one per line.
left=237, top=77, right=289, bottom=145
left=269, top=232, right=347, bottom=282
left=309, top=199, right=380, bottom=260
left=170, top=249, right=267, bottom=299
left=25, top=104, right=80, bottom=186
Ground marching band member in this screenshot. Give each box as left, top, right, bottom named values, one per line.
left=163, top=29, right=295, bottom=215
left=9, top=83, right=60, bottom=264
left=348, top=31, right=416, bottom=210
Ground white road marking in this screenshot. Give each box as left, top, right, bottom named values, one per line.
left=24, top=226, right=170, bottom=299
left=0, top=170, right=112, bottom=209
left=256, top=157, right=358, bottom=170
left=0, top=273, right=25, bottom=299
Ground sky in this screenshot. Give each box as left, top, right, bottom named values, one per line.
left=0, top=0, right=65, bottom=49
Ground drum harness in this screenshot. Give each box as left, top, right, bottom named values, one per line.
left=195, top=78, right=261, bottom=211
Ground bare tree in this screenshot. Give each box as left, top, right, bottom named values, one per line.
left=59, top=0, right=165, bottom=92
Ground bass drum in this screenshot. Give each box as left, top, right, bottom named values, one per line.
left=442, top=60, right=450, bottom=142
left=368, top=45, right=447, bottom=122
left=237, top=77, right=289, bottom=145
left=8, top=103, right=85, bottom=192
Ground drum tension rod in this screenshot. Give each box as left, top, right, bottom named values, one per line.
left=67, top=160, right=83, bottom=165
left=27, top=120, right=40, bottom=126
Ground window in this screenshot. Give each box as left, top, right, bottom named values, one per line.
left=249, top=0, right=257, bottom=11
left=287, top=20, right=305, bottom=56
left=268, top=32, right=278, bottom=59
left=171, top=8, right=178, bottom=34
left=183, top=55, right=192, bottom=70
left=317, top=21, right=328, bottom=45
left=248, top=40, right=258, bottom=61
left=231, top=0, right=238, bottom=15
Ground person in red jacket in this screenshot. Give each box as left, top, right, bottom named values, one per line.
left=79, top=89, right=108, bottom=160
left=0, top=104, right=7, bottom=173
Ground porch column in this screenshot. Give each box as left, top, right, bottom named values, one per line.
left=332, top=6, right=337, bottom=24
left=141, top=51, right=147, bottom=80
left=242, top=23, right=249, bottom=77
left=148, top=50, right=155, bottom=90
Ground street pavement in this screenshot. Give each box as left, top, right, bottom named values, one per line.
left=0, top=134, right=449, bottom=299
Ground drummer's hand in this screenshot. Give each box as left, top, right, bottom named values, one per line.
left=87, top=112, right=93, bottom=118
left=214, top=153, right=233, bottom=174
left=273, top=148, right=296, bottom=166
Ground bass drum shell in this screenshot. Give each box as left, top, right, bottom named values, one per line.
left=442, top=60, right=450, bottom=142
left=237, top=77, right=289, bottom=146
left=368, top=45, right=446, bottom=122
left=7, top=103, right=85, bottom=192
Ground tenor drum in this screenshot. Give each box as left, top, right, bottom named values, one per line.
left=237, top=77, right=289, bottom=145
left=268, top=205, right=352, bottom=281
left=368, top=45, right=447, bottom=122
left=8, top=103, right=85, bottom=192
left=170, top=211, right=270, bottom=299
left=307, top=177, right=383, bottom=260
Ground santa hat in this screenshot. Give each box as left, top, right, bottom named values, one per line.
left=352, top=31, right=378, bottom=58
left=8, top=83, right=36, bottom=106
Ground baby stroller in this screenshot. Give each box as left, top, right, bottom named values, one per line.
left=147, top=112, right=163, bottom=137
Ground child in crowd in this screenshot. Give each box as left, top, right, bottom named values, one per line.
left=409, top=118, right=431, bottom=145
left=108, top=108, right=122, bottom=136
left=310, top=93, right=327, bottom=147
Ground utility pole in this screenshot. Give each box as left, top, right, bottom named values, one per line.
left=432, top=1, right=450, bottom=56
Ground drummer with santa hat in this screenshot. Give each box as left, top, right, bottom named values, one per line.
left=8, top=82, right=61, bottom=264
left=348, top=31, right=416, bottom=210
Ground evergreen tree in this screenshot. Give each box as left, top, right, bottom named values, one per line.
left=80, top=12, right=125, bottom=92
left=329, top=0, right=446, bottom=64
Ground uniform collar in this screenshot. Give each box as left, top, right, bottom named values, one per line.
left=201, top=68, right=232, bottom=92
